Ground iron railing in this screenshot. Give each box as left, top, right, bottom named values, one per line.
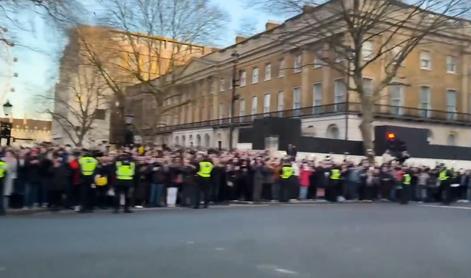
left=153, top=102, right=471, bottom=134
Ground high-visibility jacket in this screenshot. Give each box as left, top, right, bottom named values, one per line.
left=0, top=161, right=6, bottom=178
left=403, top=173, right=411, bottom=185
left=197, top=161, right=213, bottom=178
left=330, top=169, right=340, bottom=180
left=280, top=166, right=293, bottom=179
left=439, top=170, right=449, bottom=181
left=116, top=161, right=135, bottom=180
left=79, top=157, right=98, bottom=176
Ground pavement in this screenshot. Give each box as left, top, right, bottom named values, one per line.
left=1, top=203, right=471, bottom=278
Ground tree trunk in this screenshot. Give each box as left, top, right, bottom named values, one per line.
left=359, top=97, right=374, bottom=163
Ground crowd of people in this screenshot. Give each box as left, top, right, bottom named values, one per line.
left=0, top=143, right=468, bottom=216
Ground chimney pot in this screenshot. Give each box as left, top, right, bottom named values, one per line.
left=303, top=4, right=317, bottom=13
left=265, top=21, right=279, bottom=30
left=236, top=36, right=246, bottom=43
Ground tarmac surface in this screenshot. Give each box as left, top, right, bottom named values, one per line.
left=1, top=203, right=471, bottom=278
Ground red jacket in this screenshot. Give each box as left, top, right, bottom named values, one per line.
left=69, top=160, right=80, bottom=185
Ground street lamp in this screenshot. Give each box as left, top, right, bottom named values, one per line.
left=3, top=101, right=12, bottom=116
left=125, top=114, right=134, bottom=125
left=124, top=114, right=134, bottom=146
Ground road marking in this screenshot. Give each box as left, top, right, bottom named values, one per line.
left=420, top=205, right=471, bottom=210
left=274, top=268, right=299, bottom=275
left=187, top=241, right=194, bottom=244
left=214, top=247, right=224, bottom=251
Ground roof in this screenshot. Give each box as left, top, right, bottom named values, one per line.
left=1, top=118, right=52, bottom=130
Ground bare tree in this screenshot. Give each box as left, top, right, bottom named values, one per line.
left=244, top=0, right=471, bottom=154
left=64, top=0, right=227, bottom=141
left=37, top=68, right=108, bottom=146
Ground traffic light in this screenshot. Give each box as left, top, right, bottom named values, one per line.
left=387, top=133, right=395, bottom=139
left=385, top=132, right=409, bottom=162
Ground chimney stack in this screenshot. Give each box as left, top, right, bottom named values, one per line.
left=236, top=36, right=247, bottom=43
left=265, top=21, right=279, bottom=31
left=303, top=4, right=317, bottom=13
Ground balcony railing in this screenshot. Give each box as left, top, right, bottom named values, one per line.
left=153, top=102, right=471, bottom=133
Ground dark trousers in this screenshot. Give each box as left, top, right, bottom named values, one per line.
left=399, top=185, right=410, bottom=204
left=279, top=178, right=291, bottom=202
left=48, top=190, right=63, bottom=209
left=194, top=176, right=210, bottom=208
left=0, top=178, right=4, bottom=215
left=326, top=180, right=339, bottom=202
left=114, top=185, right=131, bottom=211
left=95, top=186, right=108, bottom=208
left=79, top=178, right=94, bottom=212
left=441, top=182, right=452, bottom=205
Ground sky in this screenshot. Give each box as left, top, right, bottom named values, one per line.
left=0, top=0, right=283, bottom=120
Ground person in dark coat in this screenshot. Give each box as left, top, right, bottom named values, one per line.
left=48, top=156, right=68, bottom=211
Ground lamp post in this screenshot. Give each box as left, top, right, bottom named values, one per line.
left=1, top=101, right=13, bottom=146
left=124, top=114, right=134, bottom=146
left=228, top=51, right=240, bottom=151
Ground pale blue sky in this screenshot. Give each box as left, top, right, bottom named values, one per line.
left=0, top=0, right=283, bottom=120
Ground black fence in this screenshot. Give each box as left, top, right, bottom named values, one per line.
left=154, top=102, right=471, bottom=134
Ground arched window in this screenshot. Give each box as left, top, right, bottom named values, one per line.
left=447, top=133, right=456, bottom=146
left=182, top=135, right=186, bottom=146
left=196, top=134, right=201, bottom=147
left=326, top=124, right=340, bottom=139
left=174, top=136, right=179, bottom=145
left=302, top=125, right=315, bottom=136
left=204, top=134, right=210, bottom=147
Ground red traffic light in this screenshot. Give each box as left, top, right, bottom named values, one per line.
left=387, top=133, right=395, bottom=139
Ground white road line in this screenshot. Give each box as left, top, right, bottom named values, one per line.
left=274, top=268, right=299, bottom=275
left=420, top=205, right=471, bottom=210
left=214, top=247, right=224, bottom=251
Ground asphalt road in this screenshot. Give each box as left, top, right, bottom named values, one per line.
left=1, top=203, right=471, bottom=278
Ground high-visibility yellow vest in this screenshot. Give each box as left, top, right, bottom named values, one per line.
left=403, top=173, right=411, bottom=185
left=116, top=161, right=135, bottom=180
left=0, top=161, right=6, bottom=178
left=280, top=166, right=293, bottom=179
left=79, top=157, right=98, bottom=176
left=197, top=161, right=213, bottom=178
left=330, top=169, right=340, bottom=180
left=439, top=170, right=449, bottom=181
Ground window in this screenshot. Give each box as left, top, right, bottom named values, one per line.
left=263, top=93, right=271, bottom=115
left=219, top=103, right=224, bottom=119
left=313, top=83, right=322, bottom=113
left=229, top=78, right=233, bottom=89
left=251, top=96, right=258, bottom=120
left=334, top=80, right=345, bottom=111
left=448, top=134, right=456, bottom=146
left=314, top=55, right=322, bottom=68
left=420, top=51, right=431, bottom=69
left=94, top=109, right=106, bottom=120
left=419, top=86, right=431, bottom=117
left=240, top=70, right=246, bottom=86
left=277, top=91, right=284, bottom=117
left=264, top=64, right=271, bottom=81
left=446, top=90, right=457, bottom=120
left=363, top=78, right=373, bottom=96
left=239, top=98, right=246, bottom=117
left=278, top=58, right=285, bottom=77
left=446, top=56, right=456, bottom=73
left=294, top=54, right=302, bottom=73
left=220, top=79, right=225, bottom=92
left=293, top=87, right=301, bottom=116
left=252, top=67, right=259, bottom=84
left=392, top=46, right=404, bottom=65
left=210, top=80, right=216, bottom=94
left=362, top=41, right=374, bottom=60
left=390, top=85, right=403, bottom=115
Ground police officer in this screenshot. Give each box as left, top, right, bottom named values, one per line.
left=78, top=150, right=98, bottom=213
left=194, top=155, right=213, bottom=209
left=400, top=166, right=411, bottom=205
left=0, top=159, right=7, bottom=216
left=328, top=165, right=341, bottom=202
left=279, top=158, right=294, bottom=203
left=114, top=153, right=135, bottom=213
left=438, top=164, right=452, bottom=206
